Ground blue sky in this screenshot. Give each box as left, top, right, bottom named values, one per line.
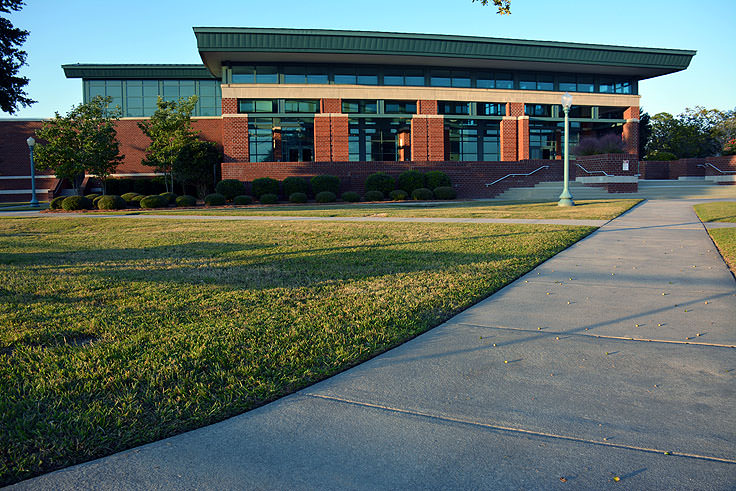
left=3, top=0, right=735, bottom=118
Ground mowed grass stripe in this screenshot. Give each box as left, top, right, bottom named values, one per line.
left=0, top=218, right=595, bottom=485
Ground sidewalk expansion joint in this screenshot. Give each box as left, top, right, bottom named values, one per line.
left=456, top=323, right=736, bottom=349
left=304, top=393, right=736, bottom=465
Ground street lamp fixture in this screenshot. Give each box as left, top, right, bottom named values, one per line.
left=26, top=136, right=39, bottom=207
left=558, top=92, right=574, bottom=207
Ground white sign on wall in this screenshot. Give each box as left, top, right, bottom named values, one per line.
left=623, top=160, right=630, bottom=171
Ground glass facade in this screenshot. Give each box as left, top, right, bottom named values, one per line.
left=225, top=63, right=637, bottom=94
left=444, top=120, right=500, bottom=162
left=348, top=118, right=411, bottom=162
left=84, top=79, right=222, bottom=117
left=248, top=117, right=314, bottom=163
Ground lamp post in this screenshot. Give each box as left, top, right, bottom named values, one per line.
left=26, top=137, right=39, bottom=207
left=558, top=92, right=574, bottom=207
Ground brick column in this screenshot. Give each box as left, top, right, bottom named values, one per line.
left=517, top=116, right=530, bottom=160
left=321, top=98, right=342, bottom=113
left=314, top=115, right=332, bottom=162
left=221, top=98, right=249, bottom=162
left=331, top=114, right=349, bottom=161
left=623, top=106, right=640, bottom=156
left=427, top=116, right=444, bottom=161
left=411, top=117, right=429, bottom=161
left=500, top=117, right=517, bottom=161
left=418, top=100, right=438, bottom=115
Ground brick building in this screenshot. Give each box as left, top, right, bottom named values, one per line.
left=0, top=28, right=695, bottom=200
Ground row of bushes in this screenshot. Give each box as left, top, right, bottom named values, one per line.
left=49, top=192, right=198, bottom=211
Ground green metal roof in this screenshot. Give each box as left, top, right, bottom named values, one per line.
left=63, top=64, right=217, bottom=80
left=193, top=27, right=695, bottom=80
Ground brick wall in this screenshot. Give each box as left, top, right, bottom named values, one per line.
left=641, top=155, right=736, bottom=179
left=622, top=106, right=639, bottom=156
left=411, top=117, right=429, bottom=161
left=221, top=159, right=563, bottom=199
left=222, top=98, right=237, bottom=114
left=418, top=100, right=438, bottom=115
left=500, top=117, right=517, bottom=161
left=321, top=98, right=342, bottom=113
left=576, top=153, right=638, bottom=177
left=517, top=116, right=530, bottom=160
left=506, top=102, right=524, bottom=117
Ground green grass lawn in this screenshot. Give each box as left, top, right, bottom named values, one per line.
left=693, top=201, right=736, bottom=223
left=706, top=228, right=736, bottom=273
left=0, top=217, right=595, bottom=485
left=58, top=198, right=641, bottom=221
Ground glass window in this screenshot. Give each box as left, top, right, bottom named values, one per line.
left=284, top=99, right=319, bottom=113
left=476, top=72, right=494, bottom=89
left=537, top=74, right=554, bottom=91
left=384, top=100, right=416, bottom=114
left=446, top=119, right=478, bottom=161
left=248, top=118, right=275, bottom=163
left=342, top=100, right=377, bottom=114
left=283, top=66, right=306, bottom=84
left=451, top=71, right=471, bottom=88
left=232, top=66, right=256, bottom=84
left=599, top=107, right=625, bottom=120
left=306, top=67, right=329, bottom=84
left=238, top=99, right=277, bottom=113
left=430, top=70, right=451, bottom=87
left=577, top=76, right=594, bottom=93
left=438, top=101, right=470, bottom=115
left=599, top=78, right=614, bottom=93
left=525, top=104, right=552, bottom=117
left=519, top=75, right=536, bottom=90
left=334, top=69, right=357, bottom=85
left=280, top=118, right=314, bottom=162
left=383, top=69, right=404, bottom=86
left=496, top=73, right=514, bottom=89
left=558, top=75, right=576, bottom=92
left=255, top=66, right=278, bottom=84
left=481, top=123, right=500, bottom=161
left=615, top=80, right=632, bottom=94
left=405, top=69, right=425, bottom=86
left=357, top=69, right=378, bottom=85
left=568, top=106, right=593, bottom=118
left=477, top=103, right=504, bottom=116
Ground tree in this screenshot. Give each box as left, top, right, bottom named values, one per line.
left=139, top=95, right=220, bottom=194
left=34, top=96, right=123, bottom=195
left=638, top=108, right=651, bottom=159
left=472, top=0, right=511, bottom=14
left=646, top=109, right=721, bottom=159
left=0, top=0, right=34, bottom=113
left=711, top=108, right=736, bottom=155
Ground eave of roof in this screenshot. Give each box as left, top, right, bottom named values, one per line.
left=193, top=27, right=695, bottom=80
left=62, top=64, right=217, bottom=80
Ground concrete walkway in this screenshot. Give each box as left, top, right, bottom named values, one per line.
left=12, top=200, right=736, bottom=490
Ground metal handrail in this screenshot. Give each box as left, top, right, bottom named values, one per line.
left=485, top=165, right=549, bottom=187
left=576, top=163, right=612, bottom=177
left=698, top=163, right=736, bottom=174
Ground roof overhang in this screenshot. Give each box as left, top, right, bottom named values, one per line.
left=63, top=64, right=217, bottom=80
left=193, top=27, right=695, bottom=80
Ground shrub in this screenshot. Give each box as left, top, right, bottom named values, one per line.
left=425, top=171, right=451, bottom=190
left=204, top=193, right=226, bottom=206
left=260, top=193, right=278, bottom=204
left=397, top=170, right=426, bottom=194
left=365, top=172, right=395, bottom=196
left=121, top=192, right=140, bottom=202
left=389, top=189, right=408, bottom=201
left=311, top=175, right=340, bottom=195
left=363, top=190, right=384, bottom=201
left=233, top=195, right=253, bottom=205
left=282, top=177, right=309, bottom=197
left=106, top=177, right=166, bottom=196
left=92, top=195, right=104, bottom=208
left=140, top=195, right=169, bottom=209
left=411, top=187, right=434, bottom=201
left=49, top=196, right=66, bottom=209
left=315, top=191, right=336, bottom=203
left=97, top=195, right=126, bottom=210
left=289, top=192, right=308, bottom=203
left=646, top=151, right=677, bottom=161
left=159, top=192, right=177, bottom=205
left=251, top=177, right=279, bottom=199
left=176, top=195, right=197, bottom=207
left=574, top=134, right=625, bottom=156
left=215, top=179, right=246, bottom=201
left=341, top=191, right=360, bottom=202
left=61, top=196, right=92, bottom=211
left=433, top=186, right=457, bottom=200
left=85, top=193, right=100, bottom=200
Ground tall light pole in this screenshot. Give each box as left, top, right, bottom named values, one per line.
left=26, top=137, right=39, bottom=207
left=558, top=92, right=574, bottom=207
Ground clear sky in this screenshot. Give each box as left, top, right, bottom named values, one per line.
left=3, top=0, right=735, bottom=119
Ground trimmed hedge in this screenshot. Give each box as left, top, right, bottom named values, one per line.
left=315, top=191, right=336, bottom=203
left=425, top=171, right=451, bottom=190
left=176, top=195, right=197, bottom=207
left=252, top=177, right=279, bottom=199
left=365, top=172, right=395, bottom=196
left=97, top=195, right=126, bottom=210
left=289, top=192, right=308, bottom=203
left=140, top=195, right=169, bottom=209
left=92, top=195, right=104, bottom=208
left=411, top=188, right=434, bottom=201
left=363, top=190, right=384, bottom=202
left=233, top=195, right=253, bottom=205
left=260, top=193, right=278, bottom=204
left=105, top=177, right=166, bottom=196
left=216, top=179, right=246, bottom=201
left=433, top=186, right=456, bottom=200
left=397, top=170, right=426, bottom=194
left=121, top=192, right=140, bottom=202
left=341, top=191, right=360, bottom=202
left=61, top=196, right=92, bottom=211
left=283, top=177, right=309, bottom=197
left=49, top=196, right=66, bottom=210
left=84, top=193, right=100, bottom=200
left=389, top=189, right=408, bottom=201
left=204, top=193, right=226, bottom=206
left=159, top=192, right=177, bottom=205
left=311, top=175, right=340, bottom=195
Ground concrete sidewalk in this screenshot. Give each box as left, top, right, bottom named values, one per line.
left=12, top=200, right=736, bottom=490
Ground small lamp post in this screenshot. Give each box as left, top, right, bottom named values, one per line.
left=558, top=92, right=574, bottom=207
left=26, top=136, right=39, bottom=207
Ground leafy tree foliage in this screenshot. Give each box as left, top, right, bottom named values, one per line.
left=638, top=109, right=651, bottom=158
left=138, top=96, right=220, bottom=195
left=0, top=0, right=34, bottom=113
left=34, top=96, right=123, bottom=194
left=646, top=107, right=733, bottom=159
left=472, top=0, right=511, bottom=14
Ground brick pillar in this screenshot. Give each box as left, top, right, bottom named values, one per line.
left=517, top=116, right=530, bottom=160
left=427, top=116, right=444, bottom=161
left=418, top=100, right=438, bottom=115
left=222, top=117, right=249, bottom=162
left=411, top=117, right=429, bottom=161
left=507, top=102, right=524, bottom=117
left=314, top=115, right=332, bottom=162
left=321, top=98, right=342, bottom=113
left=623, top=106, right=640, bottom=156
left=331, top=114, right=349, bottom=161
left=272, top=127, right=282, bottom=162
left=500, top=117, right=517, bottom=161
